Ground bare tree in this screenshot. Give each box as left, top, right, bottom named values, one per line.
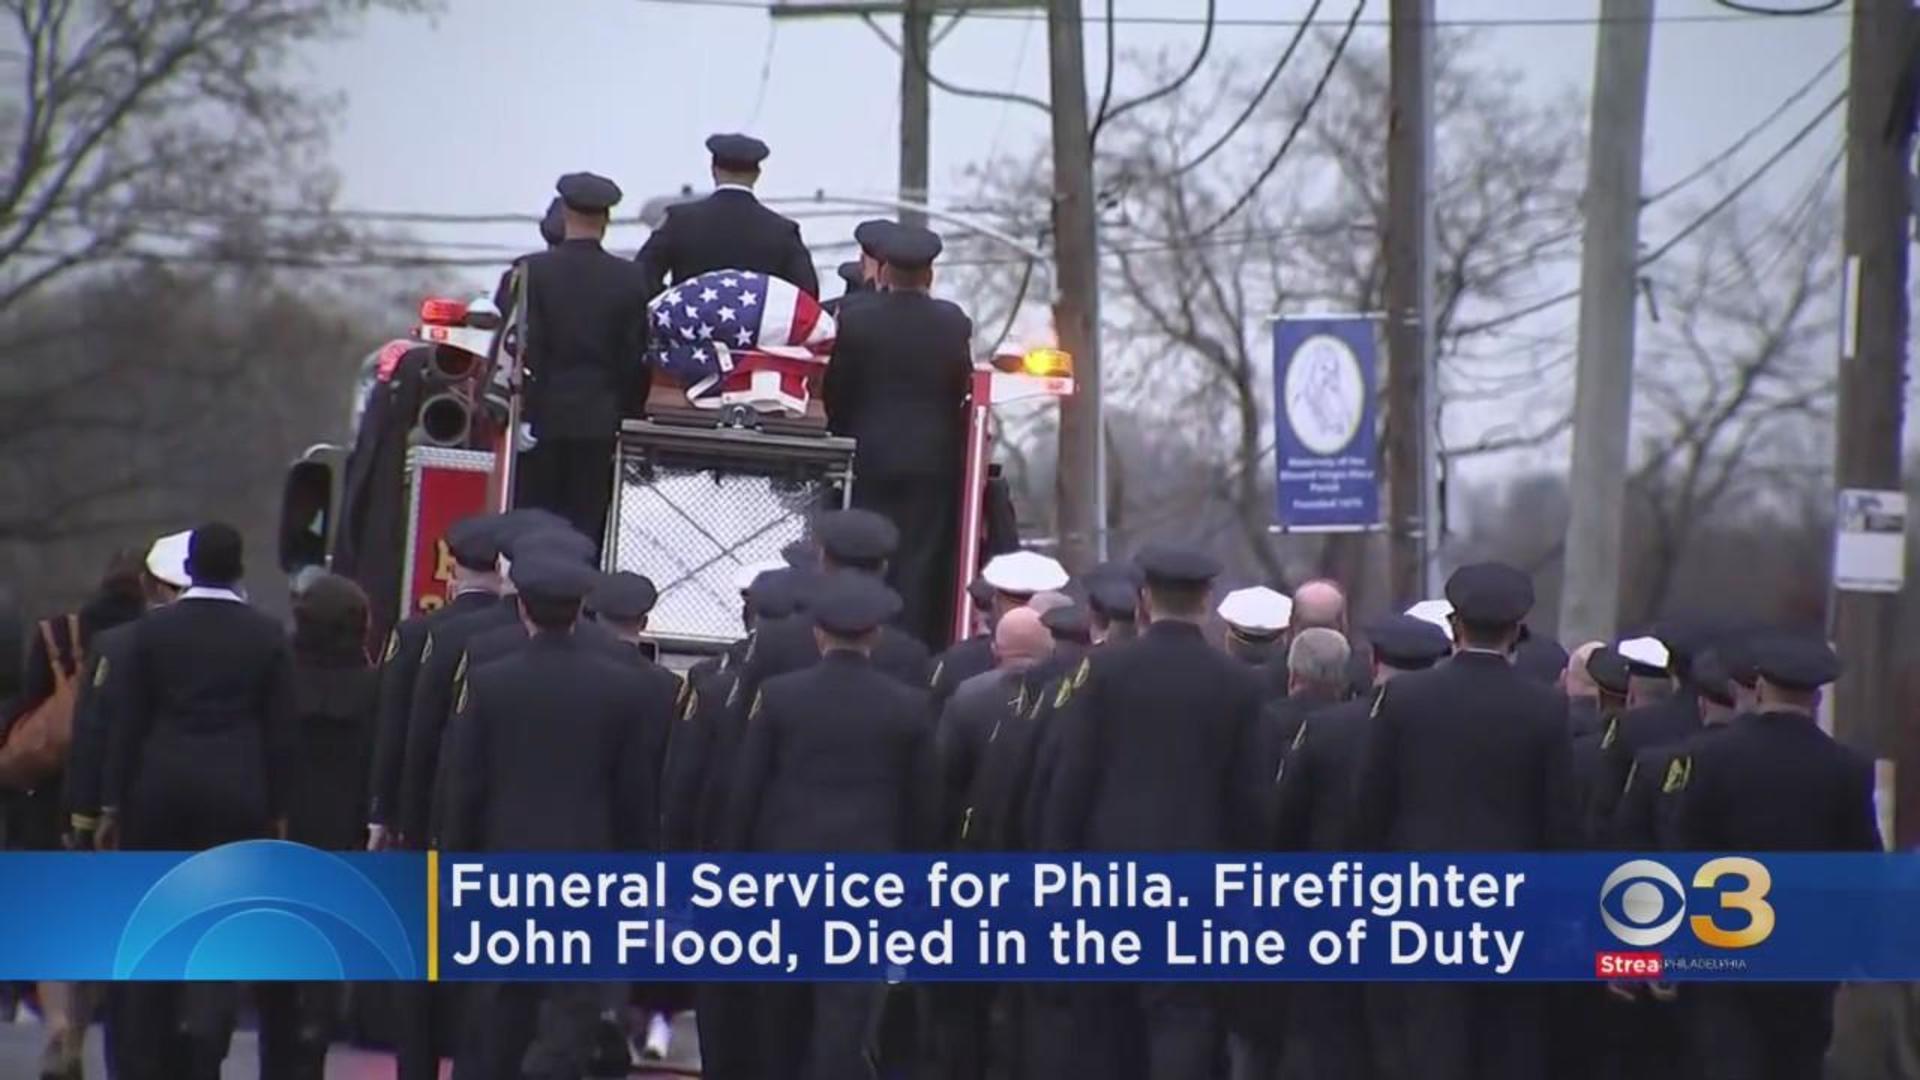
left=1, top=0, right=419, bottom=316
left=952, top=36, right=1585, bottom=603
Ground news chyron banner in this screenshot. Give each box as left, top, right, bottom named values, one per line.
left=1, top=843, right=1916, bottom=982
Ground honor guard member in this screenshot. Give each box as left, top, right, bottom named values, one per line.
left=723, top=573, right=939, bottom=1080
left=634, top=133, right=818, bottom=298
left=1513, top=629, right=1570, bottom=687
left=1592, top=629, right=1698, bottom=823
left=823, top=218, right=892, bottom=317
left=1268, top=614, right=1449, bottom=1080
left=1040, top=543, right=1268, bottom=1080
left=1218, top=585, right=1295, bottom=701
left=1576, top=645, right=1634, bottom=837
left=1087, top=574, right=1140, bottom=645
left=492, top=197, right=567, bottom=315
left=396, top=519, right=591, bottom=845
left=823, top=223, right=975, bottom=649
left=1258, top=627, right=1350, bottom=800
left=99, top=524, right=297, bottom=1080
left=444, top=554, right=671, bottom=1080
left=933, top=550, right=1069, bottom=707
left=822, top=261, right=866, bottom=318
left=515, top=171, right=652, bottom=549
left=690, top=560, right=786, bottom=686
left=366, top=513, right=502, bottom=851
left=1614, top=647, right=1744, bottom=849
left=1673, top=636, right=1881, bottom=1080
left=733, top=510, right=934, bottom=701
left=1350, top=561, right=1576, bottom=1080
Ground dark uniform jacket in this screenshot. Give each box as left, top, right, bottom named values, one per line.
left=822, top=291, right=974, bottom=479
left=289, top=662, right=379, bottom=851
left=1594, top=690, right=1701, bottom=821
left=367, top=589, right=496, bottom=830
left=956, top=666, right=1057, bottom=852
left=930, top=634, right=994, bottom=711
left=936, top=667, right=1026, bottom=846
left=521, top=238, right=652, bottom=440
left=737, top=608, right=931, bottom=698
left=1350, top=650, right=1577, bottom=851
left=633, top=188, right=818, bottom=298
left=1041, top=621, right=1267, bottom=851
left=445, top=634, right=670, bottom=852
left=1273, top=695, right=1373, bottom=852
left=1256, top=685, right=1345, bottom=833
left=1673, top=711, right=1881, bottom=852
left=724, top=651, right=937, bottom=851
left=400, top=600, right=517, bottom=843
left=1611, top=725, right=1728, bottom=850
left=103, top=596, right=298, bottom=849
left=66, top=620, right=141, bottom=827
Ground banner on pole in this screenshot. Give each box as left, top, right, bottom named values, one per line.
left=1270, top=316, right=1382, bottom=532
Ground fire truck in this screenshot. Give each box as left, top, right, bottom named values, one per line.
left=277, top=284, right=1071, bottom=665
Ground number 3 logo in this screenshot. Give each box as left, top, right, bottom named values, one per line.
left=1689, top=857, right=1775, bottom=949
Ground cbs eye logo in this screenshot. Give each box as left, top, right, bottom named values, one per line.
left=1599, top=857, right=1776, bottom=950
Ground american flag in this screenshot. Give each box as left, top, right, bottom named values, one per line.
left=646, top=269, right=836, bottom=415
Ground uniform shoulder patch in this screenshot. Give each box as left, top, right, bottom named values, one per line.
left=1600, top=716, right=1618, bottom=750
left=726, top=678, right=742, bottom=708
left=1052, top=678, right=1074, bottom=711
left=454, top=679, right=470, bottom=715
left=1368, top=684, right=1388, bottom=719
left=1290, top=719, right=1310, bottom=753
left=929, top=659, right=944, bottom=689
left=421, top=633, right=435, bottom=665
left=382, top=630, right=400, bottom=664
left=1621, top=760, right=1639, bottom=796
left=1072, top=656, right=1091, bottom=689
left=1661, top=755, right=1691, bottom=794
left=452, top=651, right=466, bottom=684
left=92, top=656, right=110, bottom=688
left=749, top=690, right=764, bottom=721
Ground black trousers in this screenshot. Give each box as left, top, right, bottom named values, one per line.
left=1380, top=983, right=1545, bottom=1080
left=696, top=983, right=759, bottom=1080
left=392, top=981, right=460, bottom=1079
left=852, top=471, right=959, bottom=651
left=754, top=982, right=886, bottom=1080
left=517, top=437, right=615, bottom=553
left=1067, top=983, right=1216, bottom=1080
left=1280, top=982, right=1372, bottom=1079
left=462, top=982, right=620, bottom=1080
left=1691, top=983, right=1836, bottom=1080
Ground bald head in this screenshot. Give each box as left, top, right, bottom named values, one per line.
left=993, top=608, right=1053, bottom=671
left=1290, top=579, right=1347, bottom=632
left=1564, top=640, right=1604, bottom=699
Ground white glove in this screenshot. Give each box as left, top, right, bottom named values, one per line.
left=366, top=823, right=389, bottom=852
left=516, top=422, right=539, bottom=453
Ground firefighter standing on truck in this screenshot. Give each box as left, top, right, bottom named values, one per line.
left=823, top=223, right=973, bottom=650
left=634, top=133, right=819, bottom=298
left=514, top=171, right=652, bottom=552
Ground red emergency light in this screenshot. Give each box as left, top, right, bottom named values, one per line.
left=419, top=298, right=469, bottom=326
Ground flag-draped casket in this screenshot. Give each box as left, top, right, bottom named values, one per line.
left=645, top=269, right=836, bottom=415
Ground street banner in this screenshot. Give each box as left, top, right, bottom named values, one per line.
left=3, top=846, right=1920, bottom=982
left=1271, top=316, right=1381, bottom=532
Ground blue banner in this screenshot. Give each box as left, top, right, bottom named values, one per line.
left=2, top=846, right=1918, bottom=982
left=1271, top=316, right=1381, bottom=531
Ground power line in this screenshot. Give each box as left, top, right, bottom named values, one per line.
left=1643, top=44, right=1845, bottom=205
left=1709, top=0, right=1843, bottom=14
left=1456, top=88, right=1846, bottom=336
left=1091, top=0, right=1219, bottom=139
left=627, top=0, right=1845, bottom=28
left=1167, top=0, right=1324, bottom=178
left=1184, top=0, right=1365, bottom=240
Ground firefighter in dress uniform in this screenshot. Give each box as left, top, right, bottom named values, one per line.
left=1670, top=635, right=1881, bottom=1080
left=1348, top=562, right=1577, bottom=1080
left=823, top=223, right=975, bottom=651
left=514, top=172, right=652, bottom=552
left=722, top=572, right=939, bottom=1080
left=634, top=133, right=818, bottom=298
left=444, top=554, right=672, bottom=1080
left=929, top=550, right=1069, bottom=710
left=1040, top=543, right=1269, bottom=1080
left=1271, top=613, right=1451, bottom=1080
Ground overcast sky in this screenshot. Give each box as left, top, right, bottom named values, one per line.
left=299, top=0, right=1864, bottom=490
left=307, top=0, right=1845, bottom=267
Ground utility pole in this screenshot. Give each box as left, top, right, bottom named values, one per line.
left=1558, top=0, right=1654, bottom=647
left=1047, top=0, right=1104, bottom=569
left=1384, top=0, right=1436, bottom=603
left=898, top=0, right=931, bottom=229
left=1833, top=0, right=1913, bottom=831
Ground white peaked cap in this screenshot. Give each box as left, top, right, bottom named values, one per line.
left=1216, top=587, right=1293, bottom=634
left=733, top=560, right=787, bottom=594
left=1617, top=635, right=1671, bottom=670
left=1404, top=599, right=1454, bottom=637
left=145, top=530, right=193, bottom=588
left=981, top=550, right=1069, bottom=595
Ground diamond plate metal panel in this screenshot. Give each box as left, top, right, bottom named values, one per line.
left=608, top=424, right=854, bottom=649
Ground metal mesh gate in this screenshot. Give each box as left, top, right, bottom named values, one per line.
left=607, top=420, right=854, bottom=652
